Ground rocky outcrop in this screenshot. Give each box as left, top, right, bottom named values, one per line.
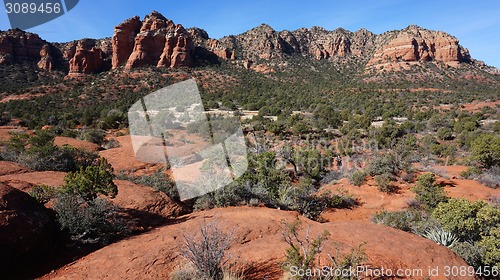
left=368, top=25, right=471, bottom=67
left=41, top=207, right=471, bottom=280
left=37, top=44, right=53, bottom=70
left=0, top=183, right=54, bottom=269
left=0, top=14, right=482, bottom=75
left=189, top=28, right=236, bottom=62
left=118, top=11, right=193, bottom=69
left=67, top=39, right=106, bottom=75
left=112, top=16, right=142, bottom=68
left=157, top=24, right=192, bottom=68
left=112, top=180, right=189, bottom=231
left=198, top=24, right=469, bottom=68
left=0, top=29, right=58, bottom=70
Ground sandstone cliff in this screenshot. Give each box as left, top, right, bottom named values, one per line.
left=0, top=11, right=488, bottom=76
left=65, top=38, right=112, bottom=75
left=368, top=25, right=470, bottom=67
left=116, top=11, right=193, bottom=69
left=0, top=29, right=57, bottom=71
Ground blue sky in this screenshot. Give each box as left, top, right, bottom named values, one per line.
left=1, top=0, right=500, bottom=67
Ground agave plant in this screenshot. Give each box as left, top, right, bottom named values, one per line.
left=423, top=227, right=460, bottom=248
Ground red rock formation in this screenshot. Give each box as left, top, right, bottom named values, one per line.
left=68, top=39, right=104, bottom=75
left=205, top=38, right=235, bottom=60
left=0, top=183, right=53, bottom=266
left=37, top=44, right=53, bottom=71
left=122, top=12, right=192, bottom=69
left=368, top=25, right=470, bottom=67
left=157, top=24, right=192, bottom=68
left=111, top=16, right=142, bottom=68
left=0, top=29, right=49, bottom=66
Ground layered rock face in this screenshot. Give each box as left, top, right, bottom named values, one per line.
left=112, top=16, right=142, bottom=68
left=111, top=11, right=193, bottom=69
left=194, top=24, right=376, bottom=62
left=368, top=25, right=471, bottom=67
left=205, top=23, right=469, bottom=67
left=67, top=39, right=108, bottom=75
left=37, top=44, right=54, bottom=71
left=0, top=29, right=55, bottom=70
left=0, top=12, right=479, bottom=75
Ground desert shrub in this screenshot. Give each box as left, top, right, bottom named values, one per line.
left=97, top=110, right=126, bottom=130
left=0, top=115, right=11, bottom=125
left=411, top=173, right=448, bottom=210
left=291, top=120, right=311, bottom=135
left=0, top=130, right=100, bottom=172
left=281, top=219, right=328, bottom=279
left=236, top=151, right=292, bottom=205
left=469, top=133, right=500, bottom=168
left=422, top=226, right=459, bottom=247
left=477, top=166, right=500, bottom=189
left=373, top=121, right=404, bottom=148
left=293, top=148, right=331, bottom=180
left=432, top=199, right=499, bottom=242
left=78, top=128, right=106, bottom=145
left=371, top=210, right=434, bottom=234
left=436, top=127, right=454, bottom=140
left=349, top=170, right=365, bottom=186
left=293, top=189, right=355, bottom=221
left=28, top=184, right=58, bottom=204
left=54, top=194, right=125, bottom=243
left=320, top=170, right=344, bottom=184
left=63, top=158, right=117, bottom=201
left=460, top=166, right=482, bottom=179
left=327, top=243, right=367, bottom=280
left=450, top=242, right=484, bottom=269
left=366, top=153, right=401, bottom=176
left=181, top=221, right=234, bottom=280
left=477, top=227, right=500, bottom=268
left=117, top=169, right=178, bottom=200
left=374, top=173, right=396, bottom=193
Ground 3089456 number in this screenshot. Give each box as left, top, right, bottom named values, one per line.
left=5, top=2, right=62, bottom=14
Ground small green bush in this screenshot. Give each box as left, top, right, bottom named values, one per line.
left=436, top=127, right=454, bottom=140
left=478, top=227, right=500, bottom=268
left=411, top=173, right=448, bottom=210
left=374, top=173, right=396, bottom=193
left=349, top=170, right=365, bottom=186
left=470, top=134, right=500, bottom=168
left=281, top=219, right=328, bottom=279
left=28, top=184, right=58, bottom=204
left=54, top=194, right=125, bottom=243
left=63, top=158, right=117, bottom=201
left=432, top=198, right=499, bottom=241
left=371, top=210, right=433, bottom=233
left=460, top=166, right=482, bottom=179
left=450, top=242, right=484, bottom=269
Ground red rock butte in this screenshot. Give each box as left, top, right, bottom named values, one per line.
left=0, top=11, right=482, bottom=77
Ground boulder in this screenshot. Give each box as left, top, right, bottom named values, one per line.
left=0, top=183, right=54, bottom=270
